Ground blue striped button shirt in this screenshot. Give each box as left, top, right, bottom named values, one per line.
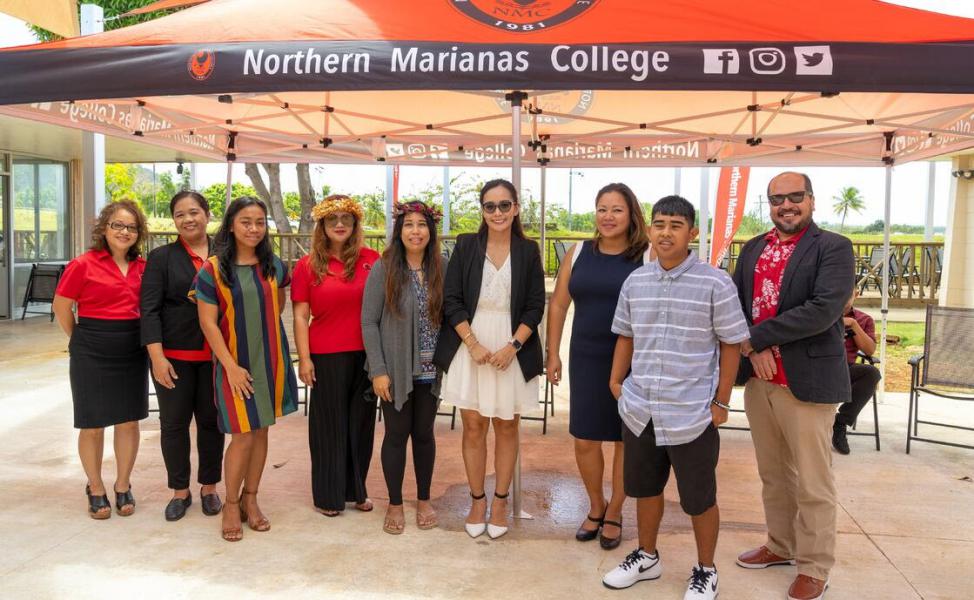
left=611, top=251, right=749, bottom=445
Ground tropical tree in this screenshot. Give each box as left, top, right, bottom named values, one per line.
left=833, top=186, right=866, bottom=233
left=200, top=182, right=257, bottom=219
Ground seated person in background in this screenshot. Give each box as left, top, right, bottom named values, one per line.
left=833, top=292, right=881, bottom=455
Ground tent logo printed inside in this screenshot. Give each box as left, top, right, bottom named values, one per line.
left=188, top=49, right=216, bottom=81
left=450, top=0, right=600, bottom=33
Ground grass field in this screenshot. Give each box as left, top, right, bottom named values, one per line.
left=882, top=321, right=925, bottom=392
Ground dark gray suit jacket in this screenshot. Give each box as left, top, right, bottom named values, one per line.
left=732, top=222, right=855, bottom=404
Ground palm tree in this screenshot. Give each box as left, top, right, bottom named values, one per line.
left=833, top=186, right=866, bottom=233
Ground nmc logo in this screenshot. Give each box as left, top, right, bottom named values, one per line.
left=451, top=0, right=600, bottom=33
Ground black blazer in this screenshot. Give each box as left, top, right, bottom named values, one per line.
left=732, top=222, right=855, bottom=404
left=433, top=230, right=546, bottom=382
left=140, top=239, right=212, bottom=352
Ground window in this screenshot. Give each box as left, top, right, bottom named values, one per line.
left=12, top=160, right=70, bottom=309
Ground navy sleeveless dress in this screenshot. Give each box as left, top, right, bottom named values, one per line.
left=567, top=241, right=644, bottom=441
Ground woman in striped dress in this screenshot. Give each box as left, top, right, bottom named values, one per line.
left=192, top=196, right=298, bottom=542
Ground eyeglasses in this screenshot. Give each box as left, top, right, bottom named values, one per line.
left=768, top=191, right=809, bottom=206
left=324, top=214, right=356, bottom=227
left=482, top=201, right=514, bottom=214
left=109, top=221, right=139, bottom=234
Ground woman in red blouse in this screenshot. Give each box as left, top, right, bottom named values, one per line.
left=53, top=199, right=150, bottom=520
left=292, top=195, right=380, bottom=516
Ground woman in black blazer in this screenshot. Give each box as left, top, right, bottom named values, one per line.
left=433, top=179, right=545, bottom=540
left=141, top=191, right=225, bottom=522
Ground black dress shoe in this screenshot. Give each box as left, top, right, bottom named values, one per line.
left=165, top=493, right=192, bottom=522
left=200, top=489, right=223, bottom=516
left=600, top=518, right=623, bottom=550
left=832, top=423, right=851, bottom=455
left=575, top=513, right=604, bottom=542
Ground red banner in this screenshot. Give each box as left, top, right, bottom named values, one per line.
left=709, top=166, right=750, bottom=266
left=393, top=165, right=400, bottom=204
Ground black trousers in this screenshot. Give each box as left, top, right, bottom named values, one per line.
left=380, top=383, right=438, bottom=506
left=153, top=359, right=224, bottom=490
left=836, top=362, right=882, bottom=427
left=309, top=351, right=375, bottom=511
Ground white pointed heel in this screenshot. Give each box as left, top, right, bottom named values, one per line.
left=466, top=491, right=487, bottom=539
left=465, top=522, right=487, bottom=538
left=487, top=491, right=510, bottom=540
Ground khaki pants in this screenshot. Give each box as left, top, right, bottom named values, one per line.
left=744, top=378, right=837, bottom=581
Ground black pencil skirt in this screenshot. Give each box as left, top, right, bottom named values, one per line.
left=69, top=317, right=149, bottom=429
left=309, top=351, right=376, bottom=511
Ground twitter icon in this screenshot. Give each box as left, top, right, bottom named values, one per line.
left=794, top=45, right=833, bottom=75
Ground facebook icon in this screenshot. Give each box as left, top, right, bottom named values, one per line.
left=702, top=49, right=740, bottom=74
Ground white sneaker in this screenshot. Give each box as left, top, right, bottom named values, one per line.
left=602, top=547, right=662, bottom=590
left=684, top=565, right=719, bottom=600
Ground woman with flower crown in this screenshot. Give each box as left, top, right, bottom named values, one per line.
left=292, top=195, right=380, bottom=517
left=361, top=200, right=447, bottom=534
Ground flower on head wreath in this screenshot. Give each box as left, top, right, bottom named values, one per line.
left=393, top=200, right=443, bottom=224
left=311, top=194, right=364, bottom=222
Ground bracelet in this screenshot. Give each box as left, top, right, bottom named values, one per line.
left=711, top=399, right=731, bottom=410
left=462, top=332, right=476, bottom=346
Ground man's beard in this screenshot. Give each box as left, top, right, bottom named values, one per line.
left=772, top=213, right=812, bottom=235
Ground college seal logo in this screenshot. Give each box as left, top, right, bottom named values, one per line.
left=188, top=50, right=215, bottom=81
left=496, top=90, right=594, bottom=124
left=450, top=0, right=600, bottom=33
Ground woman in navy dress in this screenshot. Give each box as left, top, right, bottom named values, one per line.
left=546, top=183, right=650, bottom=550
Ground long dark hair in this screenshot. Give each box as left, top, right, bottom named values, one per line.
left=213, top=196, right=275, bottom=286
left=593, top=183, right=649, bottom=262
left=477, top=179, right=526, bottom=239
left=382, top=202, right=443, bottom=328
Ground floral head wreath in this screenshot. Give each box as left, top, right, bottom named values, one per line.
left=393, top=200, right=443, bottom=224
left=311, top=194, right=364, bottom=222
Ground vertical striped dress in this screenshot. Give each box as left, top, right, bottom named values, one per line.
left=191, top=255, right=298, bottom=434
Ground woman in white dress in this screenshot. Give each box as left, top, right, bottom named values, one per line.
left=433, top=179, right=546, bottom=540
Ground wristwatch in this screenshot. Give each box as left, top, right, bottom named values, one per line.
left=509, top=338, right=523, bottom=352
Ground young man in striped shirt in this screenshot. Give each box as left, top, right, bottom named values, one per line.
left=602, top=196, right=749, bottom=600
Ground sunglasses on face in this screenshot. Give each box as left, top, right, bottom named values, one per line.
left=481, top=200, right=514, bottom=214
left=768, top=191, right=809, bottom=206
left=324, top=214, right=355, bottom=227
left=109, top=221, right=139, bottom=234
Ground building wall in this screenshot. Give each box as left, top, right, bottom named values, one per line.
left=942, top=154, right=974, bottom=308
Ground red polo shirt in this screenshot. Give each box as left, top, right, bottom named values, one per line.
left=845, top=307, right=876, bottom=364
left=163, top=238, right=212, bottom=362
left=751, top=226, right=809, bottom=387
left=291, top=248, right=379, bottom=355
left=56, top=249, right=146, bottom=320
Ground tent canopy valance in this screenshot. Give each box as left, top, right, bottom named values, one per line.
left=1, top=0, right=974, bottom=167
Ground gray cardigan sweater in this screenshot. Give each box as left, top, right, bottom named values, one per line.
left=361, top=256, right=446, bottom=411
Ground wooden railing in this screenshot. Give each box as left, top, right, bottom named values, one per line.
left=147, top=233, right=943, bottom=306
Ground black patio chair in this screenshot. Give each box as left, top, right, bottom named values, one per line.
left=553, top=240, right=570, bottom=271
left=924, top=246, right=943, bottom=291
left=441, top=238, right=456, bottom=260
left=857, top=247, right=888, bottom=293
left=21, top=263, right=65, bottom=321
left=906, top=305, right=974, bottom=453
left=848, top=352, right=881, bottom=451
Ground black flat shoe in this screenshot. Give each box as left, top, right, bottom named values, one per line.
left=85, top=484, right=111, bottom=520
left=115, top=485, right=136, bottom=517
left=165, top=493, right=192, bottom=522
left=575, top=512, right=605, bottom=542
left=201, top=489, right=223, bottom=516
left=600, top=517, right=623, bottom=550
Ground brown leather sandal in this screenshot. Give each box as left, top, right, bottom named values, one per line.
left=241, top=489, right=270, bottom=532
left=221, top=497, right=243, bottom=542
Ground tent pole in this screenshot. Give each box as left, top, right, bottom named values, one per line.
left=879, top=165, right=892, bottom=399
left=540, top=163, right=547, bottom=265
left=699, top=167, right=711, bottom=261
left=509, top=91, right=532, bottom=521
left=224, top=160, right=233, bottom=205
left=442, top=166, right=451, bottom=236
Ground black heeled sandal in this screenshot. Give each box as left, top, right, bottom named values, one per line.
left=600, top=516, right=623, bottom=550
left=85, top=484, right=111, bottom=520
left=114, top=485, right=135, bottom=516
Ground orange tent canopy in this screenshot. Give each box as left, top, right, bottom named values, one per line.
left=1, top=0, right=973, bottom=167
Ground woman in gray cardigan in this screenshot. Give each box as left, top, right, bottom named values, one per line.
left=362, top=200, right=447, bottom=535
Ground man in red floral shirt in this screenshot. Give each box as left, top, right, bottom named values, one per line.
left=731, top=172, right=855, bottom=600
